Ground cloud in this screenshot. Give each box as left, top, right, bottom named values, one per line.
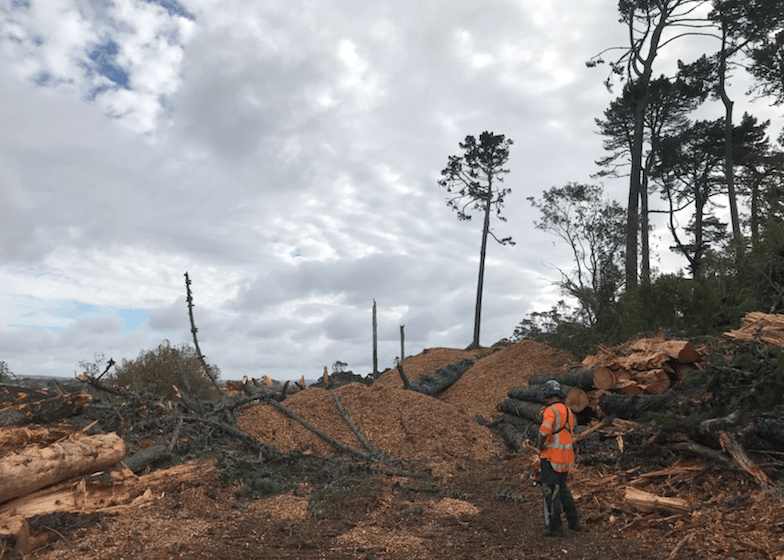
left=0, top=0, right=780, bottom=382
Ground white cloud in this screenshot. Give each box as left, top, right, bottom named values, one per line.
left=0, top=0, right=781, bottom=382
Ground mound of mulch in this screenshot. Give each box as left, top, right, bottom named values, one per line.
left=236, top=382, right=504, bottom=477
left=438, top=340, right=577, bottom=420
left=237, top=341, right=576, bottom=476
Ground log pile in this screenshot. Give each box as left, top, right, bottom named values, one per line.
left=0, top=378, right=261, bottom=555
left=723, top=311, right=784, bottom=348
left=494, top=332, right=708, bottom=450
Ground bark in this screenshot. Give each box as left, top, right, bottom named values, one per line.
left=597, top=393, right=670, bottom=420
left=0, top=433, right=127, bottom=504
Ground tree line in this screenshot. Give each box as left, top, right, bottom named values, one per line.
left=440, top=0, right=784, bottom=358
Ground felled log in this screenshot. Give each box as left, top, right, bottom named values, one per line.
left=624, top=486, right=690, bottom=515
left=0, top=426, right=76, bottom=454
left=493, top=413, right=540, bottom=450
left=529, top=367, right=611, bottom=390
left=508, top=384, right=589, bottom=413
left=499, top=399, right=544, bottom=423
left=0, top=433, right=127, bottom=504
left=0, top=459, right=218, bottom=551
left=597, top=393, right=670, bottom=420
left=0, top=392, right=92, bottom=427
left=409, top=359, right=473, bottom=396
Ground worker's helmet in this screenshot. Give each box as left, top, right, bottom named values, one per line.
left=541, top=379, right=564, bottom=399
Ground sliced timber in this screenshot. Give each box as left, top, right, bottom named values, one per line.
left=624, top=486, right=690, bottom=516
left=0, top=433, right=127, bottom=504
left=626, top=339, right=703, bottom=363
left=597, top=393, right=670, bottom=420
left=724, top=311, right=784, bottom=348
left=0, top=459, right=218, bottom=543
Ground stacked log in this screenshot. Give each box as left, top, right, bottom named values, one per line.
left=724, top=311, right=784, bottom=348
left=581, top=334, right=704, bottom=395
left=496, top=333, right=708, bottom=448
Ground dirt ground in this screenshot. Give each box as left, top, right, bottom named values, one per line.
left=9, top=340, right=784, bottom=560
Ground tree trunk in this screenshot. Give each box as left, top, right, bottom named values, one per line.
left=400, top=324, right=405, bottom=366
left=719, top=24, right=742, bottom=250
left=472, top=189, right=493, bottom=348
left=372, top=300, right=378, bottom=377
left=494, top=414, right=540, bottom=449
left=0, top=433, right=127, bottom=504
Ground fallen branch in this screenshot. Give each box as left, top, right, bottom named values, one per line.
left=331, top=392, right=381, bottom=457
left=265, top=400, right=374, bottom=461
left=718, top=430, right=773, bottom=488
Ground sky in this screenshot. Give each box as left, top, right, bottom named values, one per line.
left=1, top=0, right=782, bottom=382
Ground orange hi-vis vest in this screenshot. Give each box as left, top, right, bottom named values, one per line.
left=539, top=402, right=575, bottom=473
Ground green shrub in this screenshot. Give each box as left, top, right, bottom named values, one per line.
left=110, top=341, right=220, bottom=400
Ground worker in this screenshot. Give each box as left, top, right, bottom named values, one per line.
left=536, top=379, right=580, bottom=536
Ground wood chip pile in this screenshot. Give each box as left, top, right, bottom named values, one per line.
left=237, top=340, right=576, bottom=476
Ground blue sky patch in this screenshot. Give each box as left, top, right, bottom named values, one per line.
left=144, top=0, right=195, bottom=20
left=55, top=302, right=149, bottom=334
left=88, top=39, right=130, bottom=88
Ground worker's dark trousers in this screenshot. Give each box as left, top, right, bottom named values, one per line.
left=540, top=460, right=579, bottom=530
